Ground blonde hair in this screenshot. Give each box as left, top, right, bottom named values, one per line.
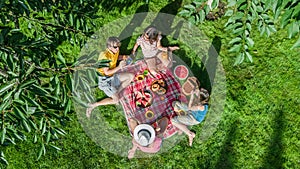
left=106, top=37, right=121, bottom=48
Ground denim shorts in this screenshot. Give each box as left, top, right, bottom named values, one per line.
left=98, top=74, right=121, bottom=97
left=171, top=114, right=200, bottom=126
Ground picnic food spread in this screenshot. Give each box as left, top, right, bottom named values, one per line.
left=118, top=60, right=201, bottom=140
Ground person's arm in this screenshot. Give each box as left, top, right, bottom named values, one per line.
left=128, top=138, right=138, bottom=159
left=156, top=37, right=165, bottom=51
left=102, top=60, right=126, bottom=75
left=132, top=42, right=139, bottom=56
left=188, top=91, right=195, bottom=109
left=118, top=54, right=126, bottom=60
left=189, top=105, right=203, bottom=111
left=156, top=35, right=179, bottom=52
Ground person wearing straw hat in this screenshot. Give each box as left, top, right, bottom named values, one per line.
left=128, top=124, right=162, bottom=159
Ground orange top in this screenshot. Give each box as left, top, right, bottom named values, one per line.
left=97, top=48, right=119, bottom=76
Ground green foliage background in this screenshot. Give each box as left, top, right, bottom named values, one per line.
left=0, top=0, right=299, bottom=168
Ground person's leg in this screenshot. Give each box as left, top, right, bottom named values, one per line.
left=145, top=58, right=158, bottom=75
left=171, top=115, right=198, bottom=146
left=86, top=96, right=118, bottom=118
left=129, top=118, right=138, bottom=134
left=172, top=121, right=195, bottom=146
left=128, top=138, right=138, bottom=159
left=117, top=72, right=134, bottom=93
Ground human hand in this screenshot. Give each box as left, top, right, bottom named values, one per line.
left=131, top=51, right=136, bottom=57
left=191, top=88, right=200, bottom=97
left=119, top=60, right=126, bottom=68
left=122, top=55, right=128, bottom=60
left=168, top=46, right=180, bottom=51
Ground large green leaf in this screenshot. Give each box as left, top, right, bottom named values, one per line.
left=246, top=37, right=255, bottom=47
left=3, top=90, right=14, bottom=102
left=280, top=9, right=293, bottom=28
left=66, top=73, right=73, bottom=92
left=0, top=157, right=8, bottom=166
left=30, top=84, right=50, bottom=96
left=287, top=22, right=299, bottom=38
left=49, top=144, right=61, bottom=151
left=19, top=79, right=36, bottom=89
left=25, top=63, right=36, bottom=77
left=291, top=35, right=300, bottom=49
left=37, top=143, right=45, bottom=160
left=46, top=130, right=51, bottom=143
left=227, top=0, right=237, bottom=7
left=245, top=51, right=253, bottom=63
left=234, top=52, right=245, bottom=66
left=22, top=120, right=31, bottom=132
left=0, top=128, right=6, bottom=144
left=225, top=9, right=233, bottom=16
left=63, top=99, right=72, bottom=116
left=229, top=44, right=242, bottom=52
left=14, top=106, right=26, bottom=120
left=292, top=3, right=300, bottom=18
left=57, top=51, right=66, bottom=65
left=229, top=37, right=242, bottom=45
left=7, top=53, right=15, bottom=72
left=0, top=82, right=15, bottom=95
left=178, top=9, right=191, bottom=17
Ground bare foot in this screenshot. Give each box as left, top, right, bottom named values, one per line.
left=86, top=104, right=94, bottom=118
left=128, top=149, right=135, bottom=159
left=188, top=132, right=195, bottom=146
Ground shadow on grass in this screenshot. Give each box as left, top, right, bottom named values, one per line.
left=215, top=119, right=237, bottom=169
left=119, top=0, right=182, bottom=54
left=174, top=36, right=221, bottom=92
left=201, top=36, right=222, bottom=92
left=261, top=108, right=284, bottom=169
left=118, top=4, right=149, bottom=54
left=151, top=0, right=183, bottom=50
left=151, top=0, right=183, bottom=36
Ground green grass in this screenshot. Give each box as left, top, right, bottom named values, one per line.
left=1, top=0, right=300, bottom=168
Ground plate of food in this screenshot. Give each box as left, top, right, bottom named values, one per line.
left=174, top=65, right=189, bottom=80
left=151, top=79, right=167, bottom=95
left=135, top=90, right=153, bottom=108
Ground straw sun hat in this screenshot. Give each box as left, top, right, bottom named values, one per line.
left=133, top=124, right=155, bottom=147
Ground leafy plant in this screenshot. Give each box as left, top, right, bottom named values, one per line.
left=179, top=0, right=300, bottom=65
left=179, top=0, right=220, bottom=24
left=0, top=0, right=103, bottom=165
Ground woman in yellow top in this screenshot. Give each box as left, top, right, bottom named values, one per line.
left=86, top=37, right=134, bottom=118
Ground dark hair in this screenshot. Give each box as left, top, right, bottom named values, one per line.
left=199, top=88, right=210, bottom=105
left=143, top=26, right=160, bottom=44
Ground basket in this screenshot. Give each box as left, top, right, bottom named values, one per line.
left=182, top=77, right=200, bottom=96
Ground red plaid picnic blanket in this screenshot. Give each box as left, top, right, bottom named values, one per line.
left=118, top=60, right=187, bottom=138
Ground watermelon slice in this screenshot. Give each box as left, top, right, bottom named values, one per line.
left=141, top=100, right=147, bottom=107
left=135, top=90, right=152, bottom=108
left=174, top=65, right=189, bottom=80
left=144, top=92, right=151, bottom=99
left=135, top=91, right=143, bottom=100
